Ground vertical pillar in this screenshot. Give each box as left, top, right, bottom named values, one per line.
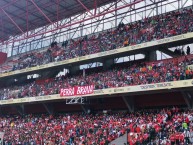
left=115, top=1, right=117, bottom=27
left=145, top=51, right=157, bottom=61
left=103, top=58, right=114, bottom=70
left=43, top=103, right=54, bottom=115
left=15, top=105, right=25, bottom=116
left=182, top=91, right=193, bottom=109
left=122, top=96, right=134, bottom=113
left=69, top=65, right=80, bottom=75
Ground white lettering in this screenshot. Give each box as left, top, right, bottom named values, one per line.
left=60, top=88, right=74, bottom=96
left=77, top=85, right=94, bottom=95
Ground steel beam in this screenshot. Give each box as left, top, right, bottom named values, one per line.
left=56, top=0, right=59, bottom=28
left=0, top=0, right=183, bottom=51
left=1, top=0, right=47, bottom=34
left=94, top=0, right=97, bottom=15
left=7, top=0, right=145, bottom=44
left=4, top=0, right=143, bottom=43
left=122, top=96, right=134, bottom=112
left=30, top=0, right=55, bottom=27
left=15, top=104, right=25, bottom=115
left=0, top=0, right=20, bottom=9
left=66, top=97, right=86, bottom=104
left=2, top=9, right=24, bottom=33
left=81, top=105, right=87, bottom=113
left=182, top=0, right=189, bottom=8
left=26, top=0, right=29, bottom=36
left=43, top=103, right=54, bottom=115
left=182, top=91, right=193, bottom=109
left=8, top=0, right=171, bottom=52
left=9, top=0, right=173, bottom=52
left=76, top=0, right=94, bottom=16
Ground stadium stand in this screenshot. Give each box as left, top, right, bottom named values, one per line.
left=0, top=107, right=192, bottom=144
left=0, top=8, right=193, bottom=73
left=0, top=54, right=193, bottom=100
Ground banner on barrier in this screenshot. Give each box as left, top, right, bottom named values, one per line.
left=1, top=79, right=193, bottom=105
left=60, top=85, right=94, bottom=97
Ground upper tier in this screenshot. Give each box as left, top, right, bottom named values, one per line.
left=0, top=8, right=193, bottom=78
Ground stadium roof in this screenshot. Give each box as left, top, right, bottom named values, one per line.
left=0, top=0, right=118, bottom=41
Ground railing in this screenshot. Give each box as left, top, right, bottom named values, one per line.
left=0, top=79, right=192, bottom=105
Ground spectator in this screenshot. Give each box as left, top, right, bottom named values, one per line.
left=184, top=129, right=190, bottom=144
left=187, top=46, right=190, bottom=55
left=181, top=49, right=185, bottom=55
left=189, top=128, right=193, bottom=144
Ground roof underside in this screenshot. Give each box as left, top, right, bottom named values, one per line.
left=0, top=0, right=116, bottom=41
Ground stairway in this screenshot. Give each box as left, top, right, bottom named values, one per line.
left=109, top=133, right=127, bottom=145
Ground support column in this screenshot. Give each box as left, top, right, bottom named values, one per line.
left=122, top=96, right=134, bottom=112
left=40, top=69, right=60, bottom=79
left=81, top=105, right=87, bottom=113
left=181, top=91, right=193, bottom=109
left=69, top=65, right=80, bottom=75
left=15, top=104, right=24, bottom=115
left=145, top=51, right=157, bottom=61
left=43, top=103, right=54, bottom=115
left=103, top=58, right=114, bottom=70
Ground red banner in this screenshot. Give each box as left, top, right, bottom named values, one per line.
left=60, top=85, right=94, bottom=97
left=0, top=52, right=7, bottom=65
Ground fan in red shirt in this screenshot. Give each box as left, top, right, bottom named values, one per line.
left=175, top=132, right=181, bottom=145
left=169, top=134, right=175, bottom=145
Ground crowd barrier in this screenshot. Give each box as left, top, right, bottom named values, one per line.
left=1, top=79, right=192, bottom=105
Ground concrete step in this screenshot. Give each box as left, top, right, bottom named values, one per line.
left=109, top=133, right=127, bottom=145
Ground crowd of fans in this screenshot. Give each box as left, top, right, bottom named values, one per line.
left=126, top=107, right=193, bottom=145
left=0, top=8, right=192, bottom=72
left=0, top=55, right=193, bottom=100
left=0, top=107, right=192, bottom=145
